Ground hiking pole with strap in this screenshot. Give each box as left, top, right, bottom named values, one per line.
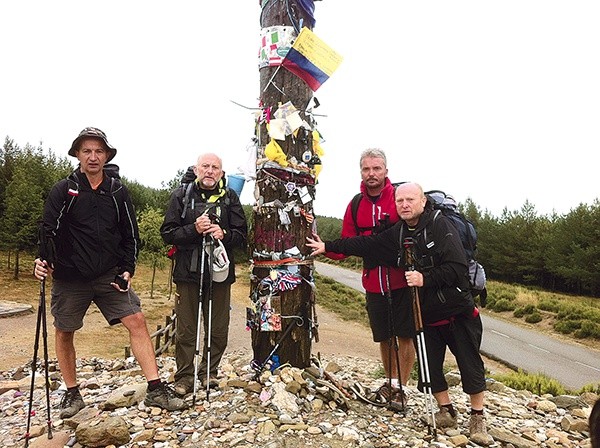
left=24, top=276, right=53, bottom=447
left=25, top=230, right=55, bottom=447
left=204, top=234, right=215, bottom=402
left=192, top=235, right=207, bottom=406
left=403, top=237, right=436, bottom=438
left=385, top=267, right=405, bottom=413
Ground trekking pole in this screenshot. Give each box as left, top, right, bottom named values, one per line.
left=24, top=275, right=53, bottom=447
left=384, top=267, right=405, bottom=413
left=251, top=316, right=304, bottom=381
left=205, top=235, right=215, bottom=402
left=192, top=235, right=207, bottom=407
left=403, top=237, right=436, bottom=438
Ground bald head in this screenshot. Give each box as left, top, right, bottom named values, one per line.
left=194, top=153, right=223, bottom=190
left=395, top=182, right=427, bottom=226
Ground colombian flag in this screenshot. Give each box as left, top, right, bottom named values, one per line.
left=281, top=27, right=343, bottom=91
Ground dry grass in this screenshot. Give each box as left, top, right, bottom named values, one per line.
left=0, top=252, right=250, bottom=368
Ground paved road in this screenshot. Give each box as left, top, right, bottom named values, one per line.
left=314, top=261, right=600, bottom=390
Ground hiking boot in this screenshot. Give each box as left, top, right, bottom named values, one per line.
left=469, top=413, right=494, bottom=446
left=59, top=388, right=85, bottom=419
left=173, top=377, right=194, bottom=396
left=200, top=375, right=219, bottom=389
left=144, top=382, right=189, bottom=411
left=433, top=407, right=458, bottom=428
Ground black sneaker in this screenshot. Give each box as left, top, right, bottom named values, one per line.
left=59, top=388, right=85, bottom=418
left=144, top=382, right=189, bottom=411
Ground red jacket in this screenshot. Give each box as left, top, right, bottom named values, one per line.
left=325, top=178, right=407, bottom=293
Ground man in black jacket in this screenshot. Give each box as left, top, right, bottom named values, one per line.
left=306, top=182, right=493, bottom=445
left=160, top=153, right=247, bottom=396
left=34, top=127, right=187, bottom=418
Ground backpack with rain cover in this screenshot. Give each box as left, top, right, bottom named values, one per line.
left=425, top=190, right=487, bottom=305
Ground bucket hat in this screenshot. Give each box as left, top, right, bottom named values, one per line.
left=69, top=127, right=117, bottom=162
left=208, top=239, right=230, bottom=283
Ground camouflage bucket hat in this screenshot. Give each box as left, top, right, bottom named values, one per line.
left=69, top=127, right=117, bottom=162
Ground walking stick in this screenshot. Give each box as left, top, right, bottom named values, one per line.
left=24, top=277, right=53, bottom=447
left=385, top=267, right=405, bottom=413
left=403, top=237, right=436, bottom=438
left=192, top=235, right=206, bottom=407
left=205, top=235, right=214, bottom=401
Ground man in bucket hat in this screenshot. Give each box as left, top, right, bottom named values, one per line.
left=34, top=127, right=188, bottom=417
left=68, top=127, right=117, bottom=162
left=160, top=152, right=247, bottom=396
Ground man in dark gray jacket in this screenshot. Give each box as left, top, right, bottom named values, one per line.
left=307, top=182, right=493, bottom=445
left=160, top=153, right=247, bottom=396
left=34, top=127, right=187, bottom=418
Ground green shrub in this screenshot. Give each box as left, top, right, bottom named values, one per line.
left=514, top=304, right=537, bottom=318
left=574, top=320, right=600, bottom=339
left=492, top=298, right=516, bottom=312
left=554, top=319, right=581, bottom=334
left=513, top=307, right=526, bottom=318
left=538, top=298, right=561, bottom=313
left=524, top=311, right=543, bottom=324
left=578, top=383, right=600, bottom=395
left=494, top=370, right=566, bottom=396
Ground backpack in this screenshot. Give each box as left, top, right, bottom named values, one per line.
left=179, top=165, right=231, bottom=219
left=349, top=181, right=405, bottom=234
left=167, top=167, right=238, bottom=263
left=64, top=163, right=125, bottom=221
left=424, top=190, right=487, bottom=305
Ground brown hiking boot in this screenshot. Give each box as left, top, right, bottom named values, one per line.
left=59, top=388, right=85, bottom=419
left=434, top=406, right=458, bottom=428
left=173, top=377, right=194, bottom=396
left=199, top=375, right=220, bottom=389
left=469, top=413, right=494, bottom=445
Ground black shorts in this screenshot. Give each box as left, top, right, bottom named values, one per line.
left=420, top=314, right=486, bottom=395
left=366, top=288, right=415, bottom=342
left=51, top=268, right=142, bottom=332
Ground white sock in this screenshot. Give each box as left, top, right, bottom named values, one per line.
left=389, top=378, right=400, bottom=388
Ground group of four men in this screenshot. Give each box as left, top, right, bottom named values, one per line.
left=34, top=127, right=492, bottom=445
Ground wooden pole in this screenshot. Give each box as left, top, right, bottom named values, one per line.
left=250, top=0, right=320, bottom=369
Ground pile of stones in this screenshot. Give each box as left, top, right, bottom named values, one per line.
left=0, top=347, right=596, bottom=447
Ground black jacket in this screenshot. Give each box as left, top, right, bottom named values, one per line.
left=160, top=179, right=247, bottom=284
left=41, top=169, right=140, bottom=281
left=324, top=208, right=474, bottom=323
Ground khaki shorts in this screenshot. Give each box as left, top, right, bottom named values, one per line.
left=50, top=268, right=142, bottom=331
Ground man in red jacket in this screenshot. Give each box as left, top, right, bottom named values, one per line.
left=324, top=148, right=415, bottom=405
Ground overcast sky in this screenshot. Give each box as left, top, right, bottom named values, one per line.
left=1, top=1, right=598, bottom=219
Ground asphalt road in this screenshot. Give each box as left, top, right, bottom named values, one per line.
left=314, top=261, right=600, bottom=390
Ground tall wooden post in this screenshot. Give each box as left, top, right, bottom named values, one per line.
left=249, top=0, right=320, bottom=369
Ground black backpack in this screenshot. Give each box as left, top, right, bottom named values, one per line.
left=64, top=163, right=125, bottom=221
left=349, top=182, right=406, bottom=234
left=179, top=165, right=232, bottom=220
left=424, top=190, right=487, bottom=304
